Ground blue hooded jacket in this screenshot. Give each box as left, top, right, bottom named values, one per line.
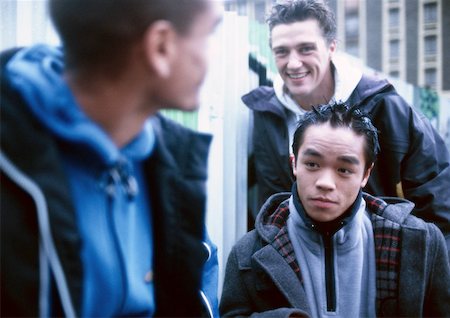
left=2, top=44, right=219, bottom=317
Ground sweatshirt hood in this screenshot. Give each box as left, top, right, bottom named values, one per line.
left=274, top=74, right=306, bottom=117
left=255, top=192, right=292, bottom=243
left=5, top=44, right=154, bottom=166
left=331, top=52, right=363, bottom=103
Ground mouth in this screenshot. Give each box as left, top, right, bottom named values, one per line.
left=287, top=72, right=309, bottom=79
left=309, top=197, right=337, bottom=208
left=311, top=196, right=336, bottom=202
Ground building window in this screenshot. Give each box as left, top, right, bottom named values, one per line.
left=424, top=35, right=437, bottom=55
left=424, top=68, right=437, bottom=88
left=389, top=39, right=400, bottom=60
left=346, top=43, right=359, bottom=57
left=345, top=0, right=359, bottom=57
left=254, top=1, right=266, bottom=23
left=345, top=14, right=359, bottom=38
left=389, top=8, right=400, bottom=28
left=424, top=2, right=438, bottom=24
left=390, top=71, right=400, bottom=78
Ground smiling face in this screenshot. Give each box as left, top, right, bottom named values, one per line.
left=292, top=123, right=372, bottom=222
left=271, top=19, right=336, bottom=109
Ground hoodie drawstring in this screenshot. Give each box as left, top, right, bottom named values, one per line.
left=101, top=158, right=138, bottom=200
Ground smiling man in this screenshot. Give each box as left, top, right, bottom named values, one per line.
left=220, top=103, right=450, bottom=317
left=243, top=0, right=450, bottom=248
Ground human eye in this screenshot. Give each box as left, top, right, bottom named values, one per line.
left=337, top=167, right=353, bottom=175
left=299, top=45, right=315, bottom=54
left=273, top=48, right=288, bottom=57
left=304, top=161, right=320, bottom=170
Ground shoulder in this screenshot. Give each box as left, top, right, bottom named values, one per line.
left=241, top=86, right=280, bottom=111
left=242, top=86, right=275, bottom=104
left=228, top=230, right=263, bottom=269
left=358, top=74, right=391, bottom=93
left=1, top=47, right=22, bottom=70
left=1, top=47, right=25, bottom=104
left=352, top=74, right=412, bottom=115
left=365, top=193, right=440, bottom=233
left=152, top=113, right=211, bottom=147
left=150, top=114, right=212, bottom=177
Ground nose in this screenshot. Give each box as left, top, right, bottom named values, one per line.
left=287, top=51, right=303, bottom=69
left=315, top=170, right=336, bottom=191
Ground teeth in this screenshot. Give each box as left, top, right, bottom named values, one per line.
left=288, top=73, right=307, bottom=79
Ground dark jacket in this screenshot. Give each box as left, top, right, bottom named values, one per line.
left=220, top=193, right=450, bottom=317
left=1, top=49, right=211, bottom=317
left=243, top=75, right=450, bottom=245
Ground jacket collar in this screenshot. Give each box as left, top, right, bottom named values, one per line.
left=241, top=86, right=287, bottom=119
left=255, top=192, right=291, bottom=243
left=255, top=191, right=415, bottom=316
left=149, top=114, right=211, bottom=178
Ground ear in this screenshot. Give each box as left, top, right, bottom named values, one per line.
left=142, top=21, right=177, bottom=78
left=328, top=39, right=337, bottom=58
left=361, top=163, right=374, bottom=188
left=290, top=154, right=297, bottom=177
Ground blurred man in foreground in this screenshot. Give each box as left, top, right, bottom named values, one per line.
left=1, top=0, right=221, bottom=316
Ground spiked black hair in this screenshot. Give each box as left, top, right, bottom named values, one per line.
left=292, top=102, right=380, bottom=170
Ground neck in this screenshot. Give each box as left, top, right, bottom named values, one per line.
left=66, top=68, right=158, bottom=148
left=294, top=66, right=335, bottom=110
left=291, top=183, right=362, bottom=236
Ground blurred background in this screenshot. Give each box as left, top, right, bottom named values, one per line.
left=2, top=0, right=450, bottom=296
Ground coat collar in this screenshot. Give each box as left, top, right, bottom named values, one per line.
left=255, top=192, right=415, bottom=316
left=252, top=242, right=311, bottom=314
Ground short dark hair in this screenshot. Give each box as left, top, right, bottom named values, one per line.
left=292, top=103, right=380, bottom=170
left=267, top=0, right=336, bottom=45
left=49, top=0, right=208, bottom=72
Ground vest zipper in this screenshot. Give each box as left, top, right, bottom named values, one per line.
left=323, top=232, right=336, bottom=312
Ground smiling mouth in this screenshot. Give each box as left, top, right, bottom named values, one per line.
left=287, top=72, right=308, bottom=79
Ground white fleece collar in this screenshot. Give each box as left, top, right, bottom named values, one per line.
left=331, top=52, right=363, bottom=103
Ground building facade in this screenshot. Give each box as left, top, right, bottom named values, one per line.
left=329, top=0, right=449, bottom=94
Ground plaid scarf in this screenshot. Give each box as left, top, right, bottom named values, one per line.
left=263, top=193, right=401, bottom=315
left=365, top=194, right=401, bottom=315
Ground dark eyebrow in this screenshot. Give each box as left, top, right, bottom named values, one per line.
left=303, top=148, right=360, bottom=165
left=302, top=148, right=323, bottom=158
left=272, top=44, right=287, bottom=51
left=298, top=42, right=316, bottom=46
left=337, top=155, right=360, bottom=165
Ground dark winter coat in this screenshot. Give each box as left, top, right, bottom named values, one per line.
left=220, top=193, right=450, bottom=317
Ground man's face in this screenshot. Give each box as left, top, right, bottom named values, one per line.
left=163, top=2, right=222, bottom=111
left=292, top=123, right=371, bottom=222
left=271, top=19, right=336, bottom=107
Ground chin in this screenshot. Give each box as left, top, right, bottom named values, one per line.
left=167, top=98, right=199, bottom=112
left=286, top=86, right=310, bottom=98
left=181, top=102, right=200, bottom=112
left=309, top=211, right=341, bottom=223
